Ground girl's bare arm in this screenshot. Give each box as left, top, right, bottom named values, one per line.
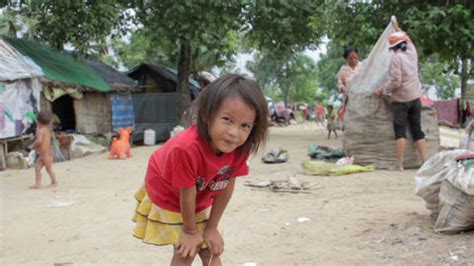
left=180, top=186, right=198, bottom=233
left=207, top=177, right=236, bottom=229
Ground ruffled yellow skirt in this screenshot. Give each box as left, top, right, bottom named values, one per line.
left=132, top=185, right=211, bottom=246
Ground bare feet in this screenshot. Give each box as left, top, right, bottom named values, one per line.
left=388, top=164, right=404, bottom=171
left=48, top=182, right=57, bottom=188
left=29, top=184, right=41, bottom=189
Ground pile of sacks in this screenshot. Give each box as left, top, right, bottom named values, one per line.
left=415, top=150, right=474, bottom=234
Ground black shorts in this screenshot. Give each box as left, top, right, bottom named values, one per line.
left=391, top=98, right=425, bottom=140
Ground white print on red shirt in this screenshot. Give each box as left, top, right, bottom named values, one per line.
left=196, top=165, right=235, bottom=192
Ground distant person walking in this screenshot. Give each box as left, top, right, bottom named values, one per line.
left=315, top=102, right=325, bottom=127
left=326, top=104, right=338, bottom=139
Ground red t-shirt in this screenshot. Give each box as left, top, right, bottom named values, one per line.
left=145, top=125, right=249, bottom=212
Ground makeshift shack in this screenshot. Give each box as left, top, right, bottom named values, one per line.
left=0, top=38, right=43, bottom=138
left=0, top=38, right=43, bottom=169
left=85, top=60, right=137, bottom=132
left=342, top=18, right=439, bottom=169
left=4, top=37, right=134, bottom=135
left=127, top=63, right=200, bottom=142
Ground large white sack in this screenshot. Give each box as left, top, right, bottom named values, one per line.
left=435, top=180, right=474, bottom=234
left=414, top=150, right=467, bottom=218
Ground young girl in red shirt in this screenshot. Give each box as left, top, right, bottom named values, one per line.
left=132, top=74, right=269, bottom=265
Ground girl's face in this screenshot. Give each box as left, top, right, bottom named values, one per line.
left=207, top=95, right=256, bottom=154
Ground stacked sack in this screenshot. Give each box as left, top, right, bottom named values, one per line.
left=415, top=150, right=474, bottom=234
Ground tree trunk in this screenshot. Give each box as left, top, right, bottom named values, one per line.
left=177, top=41, right=192, bottom=127
left=460, top=55, right=468, bottom=103
left=459, top=55, right=472, bottom=127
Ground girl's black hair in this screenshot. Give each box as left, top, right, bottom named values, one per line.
left=343, top=46, right=359, bottom=59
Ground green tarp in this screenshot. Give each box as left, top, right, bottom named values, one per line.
left=4, top=37, right=110, bottom=92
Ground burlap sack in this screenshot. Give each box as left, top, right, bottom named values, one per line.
left=343, top=93, right=439, bottom=169
left=435, top=180, right=474, bottom=234
left=414, top=150, right=467, bottom=218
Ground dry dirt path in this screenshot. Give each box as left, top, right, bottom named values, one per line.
left=1, top=123, right=473, bottom=265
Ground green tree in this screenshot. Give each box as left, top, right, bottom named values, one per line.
left=246, top=52, right=323, bottom=104
left=405, top=3, right=474, bottom=103
left=133, top=1, right=245, bottom=125
left=321, top=1, right=473, bottom=104
left=243, top=0, right=325, bottom=57
left=4, top=0, right=128, bottom=55
left=420, top=56, right=460, bottom=99
left=316, top=41, right=346, bottom=93
left=109, top=28, right=172, bottom=69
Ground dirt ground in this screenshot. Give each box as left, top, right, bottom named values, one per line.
left=1, top=123, right=473, bottom=265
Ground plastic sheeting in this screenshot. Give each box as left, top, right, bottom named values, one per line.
left=132, top=92, right=180, bottom=142
left=0, top=78, right=42, bottom=138
left=4, top=37, right=110, bottom=92
left=0, top=38, right=43, bottom=81
left=111, top=92, right=135, bottom=132
left=346, top=21, right=395, bottom=94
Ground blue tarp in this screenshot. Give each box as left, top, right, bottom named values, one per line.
left=111, top=93, right=135, bottom=132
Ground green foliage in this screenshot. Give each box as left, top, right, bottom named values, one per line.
left=420, top=55, right=460, bottom=99
left=243, top=0, right=325, bottom=58
left=110, top=28, right=174, bottom=69
left=405, top=4, right=474, bottom=68
left=4, top=0, right=128, bottom=55
left=0, top=8, right=18, bottom=37
left=316, top=41, right=346, bottom=93
left=246, top=51, right=324, bottom=104
left=321, top=1, right=473, bottom=100
left=134, top=1, right=244, bottom=57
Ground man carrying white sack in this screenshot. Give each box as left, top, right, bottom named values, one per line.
left=373, top=30, right=428, bottom=171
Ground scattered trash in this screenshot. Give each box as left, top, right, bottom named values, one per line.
left=307, top=144, right=345, bottom=161
left=6, top=152, right=28, bottom=169
left=244, top=176, right=321, bottom=193
left=261, top=147, right=289, bottom=163
left=48, top=200, right=75, bottom=208
left=170, top=125, right=185, bottom=138
left=302, top=160, right=375, bottom=176
left=26, top=150, right=36, bottom=167
left=247, top=180, right=272, bottom=188
left=297, top=217, right=311, bottom=223
left=336, top=156, right=354, bottom=165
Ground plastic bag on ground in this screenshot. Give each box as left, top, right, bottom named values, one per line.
left=262, top=147, right=289, bottom=164
left=307, top=144, right=345, bottom=162
left=301, top=160, right=375, bottom=176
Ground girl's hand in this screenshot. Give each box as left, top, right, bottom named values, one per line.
left=203, top=227, right=224, bottom=256
left=176, top=229, right=203, bottom=258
